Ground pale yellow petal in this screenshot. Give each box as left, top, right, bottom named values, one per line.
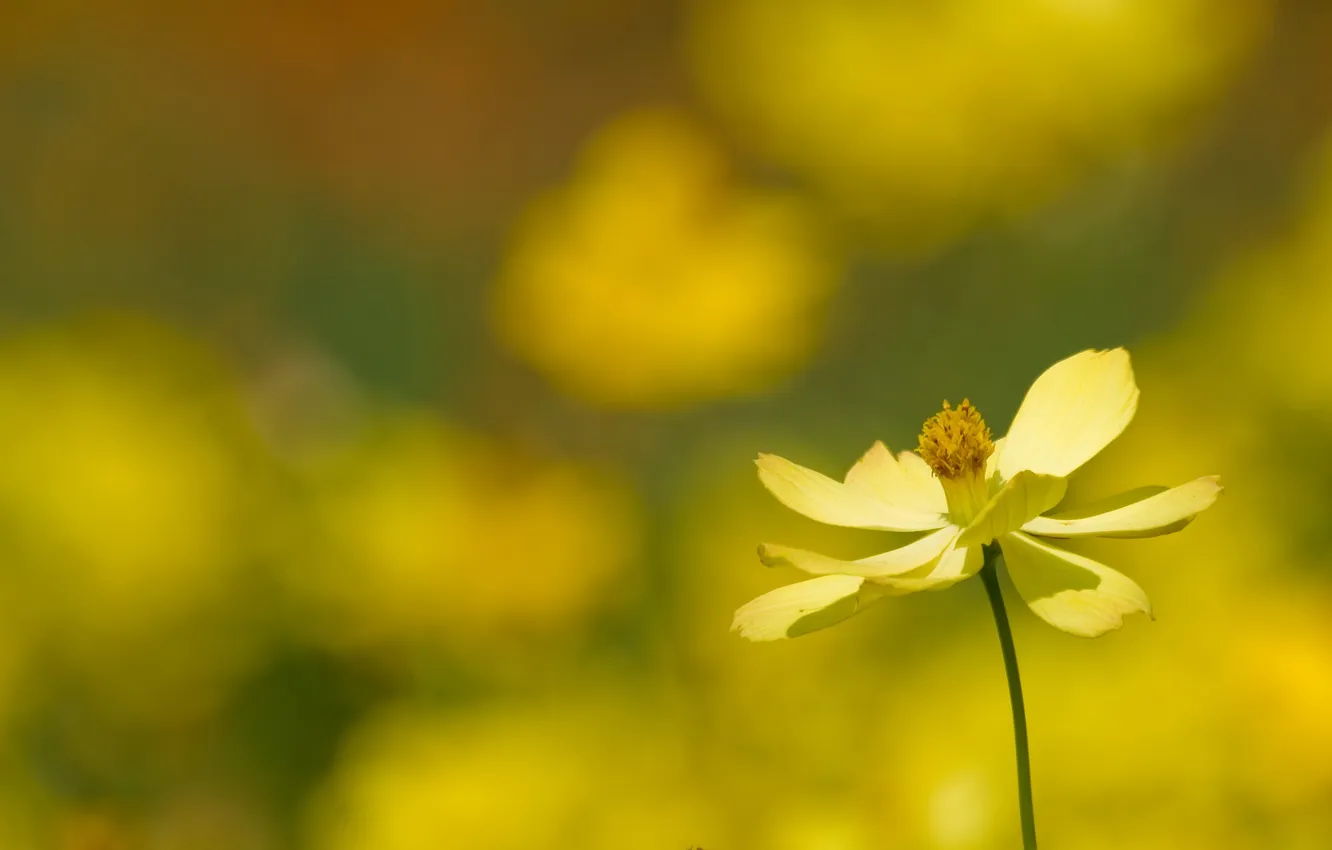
left=956, top=471, right=1067, bottom=548
left=1022, top=476, right=1223, bottom=539
left=871, top=538, right=984, bottom=595
left=731, top=574, right=881, bottom=641
left=999, top=532, right=1151, bottom=638
left=984, top=435, right=1006, bottom=484
left=757, top=453, right=947, bottom=531
left=896, top=450, right=950, bottom=514
left=845, top=441, right=946, bottom=513
left=758, top=526, right=959, bottom=579
left=927, top=539, right=985, bottom=580
left=998, top=348, right=1139, bottom=480
left=843, top=441, right=898, bottom=498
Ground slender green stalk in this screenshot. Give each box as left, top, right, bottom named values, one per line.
left=979, top=543, right=1037, bottom=850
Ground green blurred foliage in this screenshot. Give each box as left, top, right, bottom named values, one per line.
left=1, top=0, right=1331, bottom=848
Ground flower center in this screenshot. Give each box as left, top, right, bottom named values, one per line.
left=918, top=399, right=993, bottom=479
left=918, top=400, right=994, bottom=524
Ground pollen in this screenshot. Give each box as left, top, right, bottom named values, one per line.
left=917, top=399, right=994, bottom=480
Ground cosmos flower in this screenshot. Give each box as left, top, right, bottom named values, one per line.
left=491, top=109, right=833, bottom=409
left=734, top=349, right=1222, bottom=640
left=690, top=0, right=1264, bottom=249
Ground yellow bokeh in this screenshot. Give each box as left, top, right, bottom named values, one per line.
left=492, top=108, right=836, bottom=408
left=284, top=415, right=640, bottom=655
left=2, top=1, right=1331, bottom=845
left=0, top=318, right=265, bottom=723
left=690, top=0, right=1268, bottom=249
left=305, top=697, right=721, bottom=850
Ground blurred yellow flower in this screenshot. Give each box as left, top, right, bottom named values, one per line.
left=287, top=416, right=639, bottom=653
left=862, top=645, right=1012, bottom=849
left=491, top=108, right=836, bottom=408
left=1226, top=599, right=1332, bottom=811
left=0, top=318, right=264, bottom=721
left=306, top=700, right=719, bottom=850
left=690, top=0, right=1267, bottom=248
left=861, top=630, right=1250, bottom=849
left=735, top=349, right=1221, bottom=640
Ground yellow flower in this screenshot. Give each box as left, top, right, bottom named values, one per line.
left=491, top=108, right=834, bottom=408
left=690, top=0, right=1266, bottom=249
left=734, top=349, right=1222, bottom=640
left=286, top=416, right=639, bottom=653
left=305, top=699, right=719, bottom=850
left=0, top=319, right=264, bottom=723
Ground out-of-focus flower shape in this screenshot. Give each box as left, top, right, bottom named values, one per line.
left=690, top=0, right=1267, bottom=248
left=287, top=416, right=639, bottom=653
left=735, top=349, right=1221, bottom=640
left=305, top=699, right=720, bottom=850
left=0, top=319, right=265, bottom=721
left=861, top=645, right=1012, bottom=849
left=491, top=108, right=835, bottom=408
left=862, top=631, right=1251, bottom=849
left=1226, top=599, right=1332, bottom=812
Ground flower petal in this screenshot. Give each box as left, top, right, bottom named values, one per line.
left=757, top=453, right=947, bottom=531
left=998, top=349, right=1140, bottom=480
left=984, top=436, right=1006, bottom=484
left=872, top=538, right=985, bottom=595
left=731, top=574, right=882, bottom=641
left=956, top=471, right=1067, bottom=548
left=758, top=526, right=959, bottom=578
left=897, top=450, right=950, bottom=514
left=999, top=532, right=1151, bottom=638
left=845, top=442, right=947, bottom=514
left=1022, top=476, right=1223, bottom=539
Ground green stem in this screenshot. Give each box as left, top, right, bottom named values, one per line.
left=979, top=543, right=1037, bottom=850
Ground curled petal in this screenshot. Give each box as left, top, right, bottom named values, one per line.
left=999, top=532, right=1151, bottom=638
left=1021, top=476, right=1222, bottom=539
left=957, top=471, right=1067, bottom=548
left=757, top=453, right=947, bottom=531
left=998, top=349, right=1139, bottom=480
left=872, top=539, right=984, bottom=596
left=758, top=526, right=959, bottom=578
left=731, top=575, right=882, bottom=641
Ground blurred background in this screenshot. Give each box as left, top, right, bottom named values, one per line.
left=1, top=0, right=1330, bottom=847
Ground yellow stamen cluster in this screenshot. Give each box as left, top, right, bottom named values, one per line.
left=917, top=399, right=994, bottom=480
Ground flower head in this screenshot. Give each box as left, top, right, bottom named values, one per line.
left=735, top=348, right=1223, bottom=640
left=917, top=400, right=994, bottom=480
left=491, top=109, right=833, bottom=409
left=690, top=0, right=1263, bottom=247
